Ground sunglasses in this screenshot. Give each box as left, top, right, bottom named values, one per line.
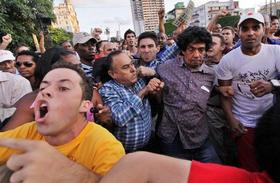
left=15, top=61, right=34, bottom=68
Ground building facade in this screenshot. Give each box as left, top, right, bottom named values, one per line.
left=53, top=0, right=80, bottom=33
left=130, top=0, right=164, bottom=35
left=259, top=1, right=280, bottom=16
left=166, top=2, right=186, bottom=20
left=191, top=0, right=239, bottom=27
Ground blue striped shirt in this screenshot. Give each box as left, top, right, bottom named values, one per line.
left=80, top=63, right=93, bottom=79
left=99, top=79, right=152, bottom=152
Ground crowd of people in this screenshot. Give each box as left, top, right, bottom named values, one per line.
left=0, top=8, right=280, bottom=183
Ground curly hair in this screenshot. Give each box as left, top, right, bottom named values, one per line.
left=176, top=26, right=212, bottom=52
left=255, top=101, right=280, bottom=183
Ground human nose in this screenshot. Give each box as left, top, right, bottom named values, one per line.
left=130, top=64, right=136, bottom=72
left=89, top=45, right=97, bottom=52
left=5, top=62, right=13, bottom=68
left=192, top=49, right=201, bottom=57
left=247, top=28, right=255, bottom=36
left=40, top=87, right=53, bottom=98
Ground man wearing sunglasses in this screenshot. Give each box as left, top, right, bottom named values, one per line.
left=15, top=50, right=39, bottom=90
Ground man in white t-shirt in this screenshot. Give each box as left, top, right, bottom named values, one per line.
left=0, top=71, right=32, bottom=125
left=216, top=12, right=280, bottom=171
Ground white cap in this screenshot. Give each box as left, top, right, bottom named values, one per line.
left=73, top=32, right=97, bottom=47
left=0, top=50, right=15, bottom=63
left=238, top=12, right=264, bottom=26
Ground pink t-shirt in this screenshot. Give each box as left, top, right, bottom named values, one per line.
left=188, top=161, right=274, bottom=183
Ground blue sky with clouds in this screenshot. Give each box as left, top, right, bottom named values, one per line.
left=54, top=0, right=267, bottom=38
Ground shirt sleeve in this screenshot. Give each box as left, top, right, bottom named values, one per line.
left=10, top=76, right=32, bottom=107
left=188, top=161, right=274, bottom=183
left=99, top=84, right=144, bottom=127
left=273, top=46, right=280, bottom=72
left=0, top=122, right=37, bottom=164
left=215, top=56, right=233, bottom=81
left=90, top=125, right=125, bottom=176
left=159, top=43, right=180, bottom=63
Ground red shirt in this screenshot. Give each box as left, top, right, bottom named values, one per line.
left=188, top=161, right=274, bottom=183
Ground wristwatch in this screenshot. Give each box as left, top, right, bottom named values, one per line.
left=270, top=79, right=280, bottom=93
left=270, top=79, right=280, bottom=87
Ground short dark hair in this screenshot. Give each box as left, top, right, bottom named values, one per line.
left=15, top=43, right=30, bottom=54
left=92, top=50, right=124, bottom=84
left=34, top=46, right=74, bottom=89
left=211, top=33, right=225, bottom=46
left=255, top=101, right=280, bottom=183
left=270, top=15, right=279, bottom=22
left=16, top=50, right=39, bottom=63
left=176, top=26, right=212, bottom=52
left=222, top=26, right=235, bottom=34
left=274, top=29, right=280, bottom=37
left=59, top=40, right=72, bottom=45
left=106, top=50, right=124, bottom=71
left=137, top=31, right=158, bottom=46
left=51, top=61, right=92, bottom=101
left=124, top=29, right=136, bottom=39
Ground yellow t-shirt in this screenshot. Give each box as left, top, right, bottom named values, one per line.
left=0, top=122, right=125, bottom=176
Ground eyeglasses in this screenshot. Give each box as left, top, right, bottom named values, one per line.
left=15, top=61, right=34, bottom=68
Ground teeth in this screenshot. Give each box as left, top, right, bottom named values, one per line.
left=40, top=103, right=47, bottom=107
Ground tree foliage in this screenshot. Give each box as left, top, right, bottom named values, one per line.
left=49, top=27, right=73, bottom=45
left=164, top=19, right=176, bottom=36
left=0, top=0, right=54, bottom=50
left=218, top=15, right=240, bottom=27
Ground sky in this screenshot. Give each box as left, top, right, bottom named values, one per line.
left=54, top=0, right=268, bottom=39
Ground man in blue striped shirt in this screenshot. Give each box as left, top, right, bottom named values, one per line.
left=99, top=51, right=164, bottom=152
left=73, top=32, right=97, bottom=79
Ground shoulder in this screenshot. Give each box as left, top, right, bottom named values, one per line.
left=100, top=81, right=116, bottom=91
left=157, top=57, right=178, bottom=71
left=201, top=64, right=215, bottom=75
left=83, top=123, right=125, bottom=154
left=0, top=121, right=41, bottom=139
left=262, top=43, right=280, bottom=52
left=14, top=91, right=37, bottom=108
left=81, top=123, right=125, bottom=175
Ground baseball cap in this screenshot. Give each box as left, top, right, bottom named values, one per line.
left=0, top=50, right=15, bottom=63
left=238, top=12, right=264, bottom=26
left=73, top=32, right=97, bottom=47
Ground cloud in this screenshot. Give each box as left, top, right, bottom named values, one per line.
left=103, top=17, right=130, bottom=25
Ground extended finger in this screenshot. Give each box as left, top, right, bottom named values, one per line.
left=0, top=138, right=36, bottom=152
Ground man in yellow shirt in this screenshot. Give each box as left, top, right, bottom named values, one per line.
left=0, top=62, right=125, bottom=181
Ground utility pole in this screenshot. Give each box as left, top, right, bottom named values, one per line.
left=270, top=0, right=272, bottom=16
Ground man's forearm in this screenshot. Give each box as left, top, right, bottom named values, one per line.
left=0, top=42, right=9, bottom=50
left=220, top=95, right=235, bottom=123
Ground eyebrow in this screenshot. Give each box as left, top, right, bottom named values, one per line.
left=121, top=61, right=134, bottom=68
left=41, top=79, right=74, bottom=85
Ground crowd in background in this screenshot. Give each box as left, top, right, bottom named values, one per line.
left=0, top=8, right=280, bottom=183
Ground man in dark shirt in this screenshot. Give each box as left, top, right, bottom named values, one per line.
left=157, top=26, right=220, bottom=163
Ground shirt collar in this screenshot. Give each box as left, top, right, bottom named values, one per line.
left=177, top=57, right=213, bottom=74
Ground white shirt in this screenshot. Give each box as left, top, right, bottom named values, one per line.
left=0, top=71, right=32, bottom=122
left=216, top=44, right=280, bottom=127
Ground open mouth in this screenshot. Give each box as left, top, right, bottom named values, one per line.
left=39, top=104, right=48, bottom=118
